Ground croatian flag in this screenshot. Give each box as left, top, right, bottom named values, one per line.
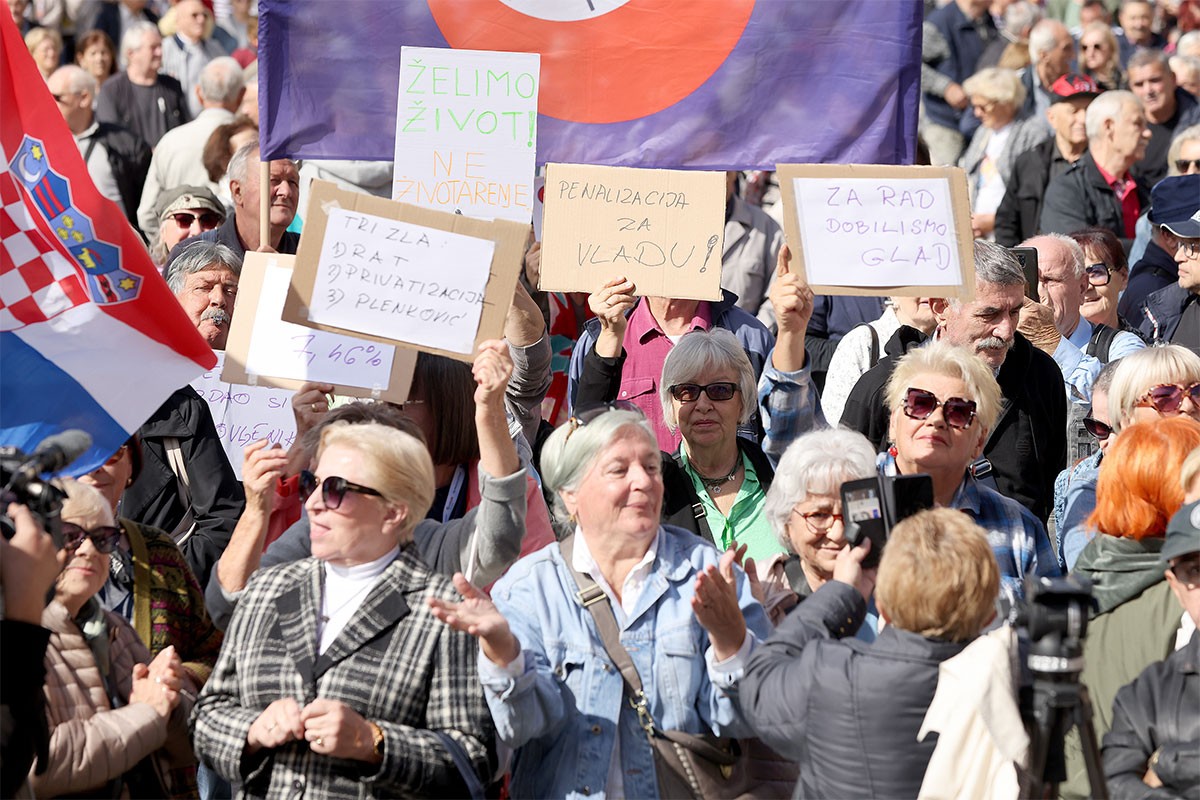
left=258, top=0, right=922, bottom=169
left=0, top=13, right=215, bottom=475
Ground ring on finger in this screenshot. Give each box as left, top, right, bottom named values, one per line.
left=311, top=402, right=319, bottom=412
left=267, top=722, right=277, bottom=732
left=316, top=737, right=324, bottom=747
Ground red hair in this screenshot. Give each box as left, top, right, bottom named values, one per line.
left=1088, top=417, right=1200, bottom=539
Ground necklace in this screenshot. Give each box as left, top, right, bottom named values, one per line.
left=695, top=460, right=741, bottom=495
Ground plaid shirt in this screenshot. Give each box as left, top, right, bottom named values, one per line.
left=192, top=547, right=494, bottom=799
left=756, top=354, right=828, bottom=464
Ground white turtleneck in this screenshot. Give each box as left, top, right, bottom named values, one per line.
left=318, top=546, right=399, bottom=654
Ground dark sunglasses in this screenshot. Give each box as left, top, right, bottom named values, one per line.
left=1136, top=382, right=1200, bottom=414
left=668, top=382, right=738, bottom=403
left=169, top=211, right=222, bottom=229
left=902, top=387, right=978, bottom=430
left=1082, top=416, right=1112, bottom=441
left=299, top=470, right=383, bottom=510
left=1084, top=263, right=1112, bottom=286
left=61, top=522, right=122, bottom=554
left=564, top=400, right=644, bottom=442
left=1175, top=159, right=1200, bottom=173
left=1170, top=556, right=1200, bottom=589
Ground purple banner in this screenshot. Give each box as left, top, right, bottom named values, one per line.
left=258, top=0, right=922, bottom=169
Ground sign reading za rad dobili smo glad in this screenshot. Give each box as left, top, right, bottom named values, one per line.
left=776, top=164, right=975, bottom=300
left=538, top=163, right=725, bottom=301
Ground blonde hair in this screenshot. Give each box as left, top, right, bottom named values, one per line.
left=885, top=341, right=1003, bottom=435
left=963, top=67, right=1027, bottom=109
left=876, top=508, right=1000, bottom=642
left=1107, top=345, right=1200, bottom=432
left=60, top=478, right=115, bottom=528
left=1182, top=446, right=1200, bottom=497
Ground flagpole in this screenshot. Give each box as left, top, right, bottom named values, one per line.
left=259, top=159, right=270, bottom=250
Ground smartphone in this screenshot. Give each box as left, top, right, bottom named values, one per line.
left=841, top=478, right=886, bottom=569
left=1010, top=246, right=1039, bottom=303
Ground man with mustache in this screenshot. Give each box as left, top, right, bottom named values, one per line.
left=840, top=240, right=1068, bottom=525
left=164, top=239, right=241, bottom=351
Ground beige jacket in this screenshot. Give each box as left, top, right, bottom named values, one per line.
left=31, top=601, right=195, bottom=798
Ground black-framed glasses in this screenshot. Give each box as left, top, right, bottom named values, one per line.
left=1082, top=416, right=1112, bottom=441
left=564, top=400, right=643, bottom=442
left=299, top=470, right=384, bottom=509
left=169, top=211, right=221, bottom=230
left=791, top=507, right=843, bottom=533
left=1170, top=556, right=1200, bottom=589
left=902, top=387, right=978, bottom=429
left=1084, top=263, right=1112, bottom=286
left=1136, top=382, right=1200, bottom=414
left=668, top=382, right=738, bottom=403
left=61, top=522, right=122, bottom=554
left=1174, top=158, right=1200, bottom=173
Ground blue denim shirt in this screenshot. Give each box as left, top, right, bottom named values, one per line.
left=482, top=526, right=771, bottom=800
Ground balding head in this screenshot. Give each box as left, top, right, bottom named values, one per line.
left=1024, top=234, right=1087, bottom=336
left=1029, top=19, right=1075, bottom=85
left=198, top=56, right=245, bottom=111
left=47, top=65, right=97, bottom=133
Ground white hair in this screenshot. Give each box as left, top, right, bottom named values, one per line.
left=1178, top=31, right=1200, bottom=59
left=659, top=329, right=757, bottom=431
left=120, top=20, right=159, bottom=58
left=1028, top=19, right=1068, bottom=62
left=1026, top=232, right=1086, bottom=278
left=51, top=64, right=96, bottom=97
left=1085, top=90, right=1140, bottom=139
left=198, top=56, right=244, bottom=105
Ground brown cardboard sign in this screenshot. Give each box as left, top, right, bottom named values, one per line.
left=224, top=252, right=416, bottom=401
left=776, top=164, right=975, bottom=300
left=283, top=180, right=529, bottom=363
left=538, top=163, right=725, bottom=301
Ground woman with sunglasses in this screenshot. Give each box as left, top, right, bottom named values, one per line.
left=1068, top=228, right=1146, bottom=361
left=430, top=407, right=781, bottom=799
left=193, top=421, right=494, bottom=799
left=32, top=480, right=197, bottom=798
left=883, top=342, right=1060, bottom=600
left=1079, top=22, right=1125, bottom=91
left=1057, top=416, right=1200, bottom=798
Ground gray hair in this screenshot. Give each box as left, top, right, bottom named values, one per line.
left=120, top=20, right=159, bottom=58
left=764, top=430, right=877, bottom=552
left=227, top=138, right=260, bottom=185
left=1028, top=19, right=1068, bottom=63
left=1127, top=47, right=1170, bottom=73
left=1171, top=54, right=1200, bottom=87
left=540, top=409, right=656, bottom=529
left=974, top=238, right=1025, bottom=286
left=1004, top=1, right=1042, bottom=38
left=1026, top=232, right=1086, bottom=278
left=1085, top=90, right=1140, bottom=140
left=198, top=56, right=244, bottom=105
left=1169, top=124, right=1200, bottom=176
left=1178, top=31, right=1200, bottom=59
left=51, top=64, right=96, bottom=97
left=164, top=240, right=241, bottom=293
left=659, top=329, right=756, bottom=431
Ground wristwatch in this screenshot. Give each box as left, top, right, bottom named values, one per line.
left=368, top=721, right=385, bottom=759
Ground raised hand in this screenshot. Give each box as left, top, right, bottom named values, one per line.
left=692, top=547, right=748, bottom=661
left=769, top=245, right=815, bottom=336
left=473, top=339, right=514, bottom=408
left=242, top=439, right=289, bottom=511
left=588, top=277, right=636, bottom=358
left=428, top=572, right=521, bottom=667
left=292, top=381, right=335, bottom=438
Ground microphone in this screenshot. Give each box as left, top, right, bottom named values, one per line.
left=19, top=429, right=93, bottom=477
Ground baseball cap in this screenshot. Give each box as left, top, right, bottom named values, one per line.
left=1163, top=499, right=1200, bottom=562
left=1163, top=209, right=1200, bottom=240
left=1049, top=73, right=1100, bottom=103
left=1149, top=175, right=1200, bottom=232
left=156, top=185, right=225, bottom=222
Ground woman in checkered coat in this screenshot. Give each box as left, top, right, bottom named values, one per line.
left=192, top=421, right=495, bottom=799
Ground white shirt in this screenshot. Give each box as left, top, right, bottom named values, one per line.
left=318, top=546, right=399, bottom=654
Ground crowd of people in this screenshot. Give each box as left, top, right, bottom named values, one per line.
left=3, top=0, right=1200, bottom=798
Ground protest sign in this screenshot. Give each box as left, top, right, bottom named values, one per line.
left=222, top=252, right=416, bottom=402
left=532, top=175, right=545, bottom=242
left=776, top=164, right=974, bottom=299
left=283, top=180, right=528, bottom=362
left=193, top=351, right=296, bottom=479
left=393, top=47, right=539, bottom=223
left=538, top=164, right=725, bottom=300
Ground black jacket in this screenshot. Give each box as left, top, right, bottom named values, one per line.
left=840, top=329, right=1067, bottom=524
left=1102, top=634, right=1200, bottom=800
left=1039, top=151, right=1150, bottom=253
left=741, top=580, right=969, bottom=799
left=96, top=73, right=189, bottom=151
left=661, top=438, right=775, bottom=542
left=122, top=387, right=245, bottom=589
left=1140, top=281, right=1197, bottom=347
left=90, top=122, right=152, bottom=234
left=994, top=137, right=1074, bottom=248
left=1123, top=241, right=1180, bottom=330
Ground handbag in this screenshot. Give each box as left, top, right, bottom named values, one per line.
left=559, top=535, right=794, bottom=799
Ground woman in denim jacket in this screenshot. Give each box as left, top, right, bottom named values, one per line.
left=431, top=407, right=771, bottom=799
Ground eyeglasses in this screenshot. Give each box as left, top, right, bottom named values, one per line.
left=1082, top=416, right=1112, bottom=441
left=1136, top=382, right=1200, bottom=414
left=1174, top=159, right=1200, bottom=173
left=792, top=507, right=843, bottom=533
left=299, top=470, right=384, bottom=510
left=668, top=382, right=738, bottom=403
left=971, top=100, right=997, bottom=114
left=564, top=400, right=643, bottom=442
left=61, top=522, right=122, bottom=554
left=1170, top=556, right=1200, bottom=590
left=169, top=211, right=221, bottom=230
left=1080, top=43, right=1105, bottom=51
left=902, top=387, right=978, bottom=429
left=1175, top=239, right=1200, bottom=259
left=1084, top=263, right=1112, bottom=285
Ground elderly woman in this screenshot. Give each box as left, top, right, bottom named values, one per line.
left=1079, top=22, right=1125, bottom=91
left=755, top=429, right=878, bottom=626
left=192, top=421, right=495, bottom=798
left=1059, top=416, right=1200, bottom=798
left=883, top=341, right=1060, bottom=599
left=960, top=67, right=1047, bottom=240
left=32, top=480, right=195, bottom=798
left=1068, top=228, right=1146, bottom=361
left=430, top=408, right=776, bottom=799
left=1169, top=125, right=1200, bottom=177
left=26, top=26, right=62, bottom=80
left=1061, top=345, right=1200, bottom=569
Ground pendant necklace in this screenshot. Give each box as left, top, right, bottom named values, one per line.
left=697, top=460, right=741, bottom=495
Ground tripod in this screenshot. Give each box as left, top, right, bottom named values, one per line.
left=1024, top=658, right=1108, bottom=800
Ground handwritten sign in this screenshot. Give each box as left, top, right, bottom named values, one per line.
left=776, top=164, right=975, bottom=299
left=284, top=180, right=529, bottom=364
left=194, top=352, right=297, bottom=479
left=538, top=163, right=725, bottom=300
left=223, top=252, right=416, bottom=403
left=394, top=47, right=540, bottom=223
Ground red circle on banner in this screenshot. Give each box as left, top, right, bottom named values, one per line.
left=426, top=0, right=755, bottom=124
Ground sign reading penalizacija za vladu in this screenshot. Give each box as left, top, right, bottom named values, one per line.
left=776, top=164, right=976, bottom=301
left=393, top=46, right=540, bottom=223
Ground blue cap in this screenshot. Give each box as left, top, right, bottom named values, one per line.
left=1149, top=174, right=1200, bottom=229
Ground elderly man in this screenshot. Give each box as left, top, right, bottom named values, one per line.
left=1040, top=90, right=1151, bottom=251
left=47, top=66, right=150, bottom=231
left=96, top=21, right=189, bottom=150
left=841, top=240, right=1067, bottom=525
left=1140, top=206, right=1200, bottom=353
left=137, top=56, right=243, bottom=243
left=193, top=141, right=299, bottom=260
left=1116, top=0, right=1165, bottom=66
left=996, top=73, right=1098, bottom=247
left=1172, top=55, right=1200, bottom=99
left=164, top=239, right=240, bottom=350
left=151, top=185, right=225, bottom=265
left=160, top=0, right=229, bottom=118
left=1128, top=50, right=1200, bottom=187
left=1122, top=175, right=1200, bottom=326
left=1021, top=20, right=1077, bottom=124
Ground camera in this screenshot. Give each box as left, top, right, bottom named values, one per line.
left=0, top=430, right=94, bottom=550
left=839, top=473, right=934, bottom=568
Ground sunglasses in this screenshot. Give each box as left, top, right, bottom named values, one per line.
left=1136, top=382, right=1200, bottom=414
left=299, top=470, right=383, bottom=510
left=169, top=211, right=222, bottom=229
left=1080, top=43, right=1105, bottom=51
left=1170, top=556, right=1200, bottom=590
left=564, top=400, right=644, bottom=442
left=1082, top=416, right=1112, bottom=441
left=668, top=382, right=738, bottom=403
left=1175, top=159, right=1200, bottom=173
left=1084, top=263, right=1112, bottom=286
left=902, top=387, right=978, bottom=430
left=61, top=522, right=122, bottom=554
